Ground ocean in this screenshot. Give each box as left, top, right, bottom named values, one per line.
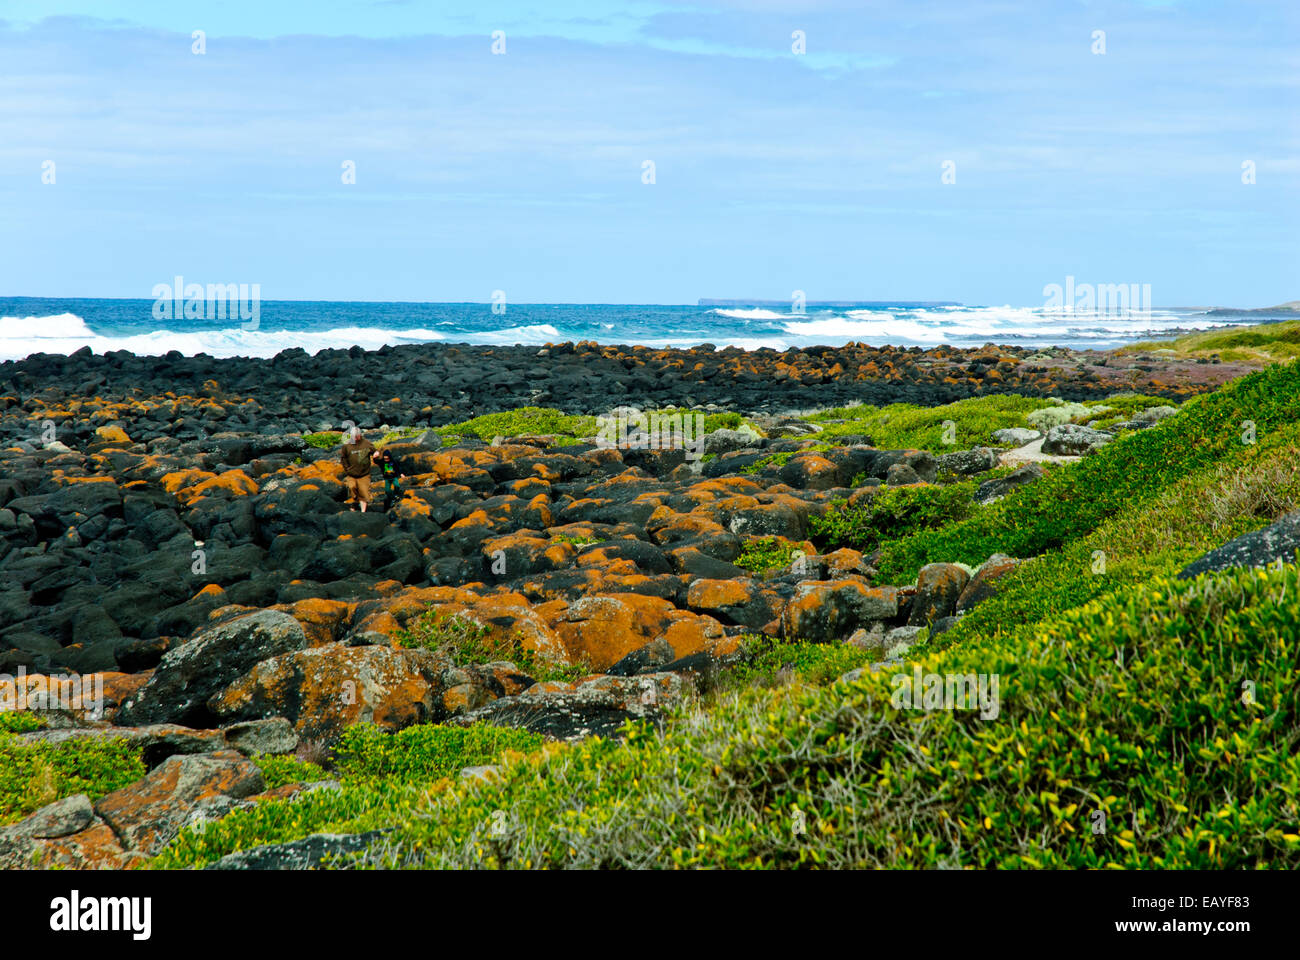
left=0, top=297, right=1279, bottom=363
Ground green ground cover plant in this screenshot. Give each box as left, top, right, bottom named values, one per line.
left=1122, top=317, right=1300, bottom=364
left=810, top=481, right=979, bottom=552
left=302, top=431, right=343, bottom=448
left=0, top=730, right=145, bottom=825
left=351, top=561, right=1300, bottom=869
left=152, top=722, right=543, bottom=869
left=395, top=609, right=590, bottom=683
left=735, top=537, right=800, bottom=573
left=872, top=363, right=1300, bottom=582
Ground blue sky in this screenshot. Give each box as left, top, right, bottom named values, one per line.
left=1, top=0, right=1295, bottom=305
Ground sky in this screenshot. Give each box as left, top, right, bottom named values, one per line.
left=0, top=0, right=1296, bottom=306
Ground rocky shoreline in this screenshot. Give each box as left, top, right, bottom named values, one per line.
left=4, top=339, right=1250, bottom=430
left=0, top=339, right=1275, bottom=868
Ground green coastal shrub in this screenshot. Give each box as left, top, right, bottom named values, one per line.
left=743, top=451, right=796, bottom=474
left=152, top=722, right=545, bottom=869
left=1124, top=317, right=1300, bottom=363
left=332, top=723, right=543, bottom=782
left=252, top=755, right=329, bottom=790
left=396, top=608, right=589, bottom=683
left=1026, top=402, right=1111, bottom=431
left=0, top=712, right=45, bottom=734
left=807, top=394, right=1045, bottom=452
left=151, top=779, right=422, bottom=870
left=912, top=415, right=1300, bottom=657
left=355, top=562, right=1300, bottom=870
left=874, top=363, right=1300, bottom=582
left=395, top=610, right=493, bottom=654
left=735, top=538, right=800, bottom=574
left=715, top=637, right=878, bottom=695
left=0, top=732, right=145, bottom=826
left=435, top=407, right=598, bottom=442
left=302, top=431, right=343, bottom=449
left=810, top=482, right=978, bottom=552
left=551, top=533, right=605, bottom=547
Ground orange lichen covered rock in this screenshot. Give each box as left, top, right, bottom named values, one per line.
left=781, top=580, right=899, bottom=642
left=93, top=750, right=265, bottom=856
left=282, top=597, right=355, bottom=646
left=94, top=425, right=131, bottom=443
left=553, top=594, right=727, bottom=670
left=208, top=643, right=445, bottom=742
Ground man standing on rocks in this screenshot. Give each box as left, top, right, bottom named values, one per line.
left=339, top=426, right=376, bottom=512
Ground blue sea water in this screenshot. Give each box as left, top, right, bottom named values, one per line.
left=0, top=296, right=1280, bottom=363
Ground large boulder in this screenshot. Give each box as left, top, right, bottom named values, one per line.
left=1177, top=511, right=1300, bottom=580
left=453, top=672, right=690, bottom=742
left=1041, top=424, right=1112, bottom=456
left=991, top=428, right=1041, bottom=446
left=553, top=594, right=730, bottom=672
left=955, top=555, right=1022, bottom=614
left=703, top=427, right=762, bottom=456
left=207, top=830, right=385, bottom=870
left=0, top=794, right=94, bottom=841
left=975, top=463, right=1043, bottom=505
left=908, top=563, right=971, bottom=626
left=93, top=750, right=265, bottom=856
left=208, top=643, right=449, bottom=742
left=115, top=609, right=309, bottom=727
left=937, top=447, right=999, bottom=476
left=685, top=578, right=777, bottom=629
left=781, top=580, right=898, bottom=641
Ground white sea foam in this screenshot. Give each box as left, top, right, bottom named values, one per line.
left=0, top=312, right=98, bottom=340
left=711, top=308, right=790, bottom=321
left=0, top=315, right=451, bottom=362
left=781, top=305, right=1199, bottom=345
left=462, top=323, right=561, bottom=343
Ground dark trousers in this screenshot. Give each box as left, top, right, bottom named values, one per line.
left=382, top=481, right=401, bottom=511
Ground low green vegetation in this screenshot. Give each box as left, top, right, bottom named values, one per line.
left=1122, top=317, right=1300, bottom=364
left=302, top=431, right=343, bottom=449
left=435, top=407, right=598, bottom=442
left=152, top=722, right=544, bottom=869
left=803, top=393, right=1171, bottom=453
left=743, top=451, right=796, bottom=474
left=378, top=427, right=424, bottom=446
left=735, top=537, right=801, bottom=574
left=805, top=394, right=1045, bottom=451
left=715, top=637, right=880, bottom=694
left=331, top=723, right=543, bottom=782
left=354, top=561, right=1300, bottom=869
left=810, top=481, right=979, bottom=553
left=395, top=608, right=590, bottom=684
left=550, top=533, right=605, bottom=547
left=913, top=416, right=1300, bottom=658
left=252, top=754, right=329, bottom=790
left=433, top=405, right=760, bottom=445
left=872, top=363, right=1300, bottom=583
left=0, top=712, right=45, bottom=734
left=0, top=729, right=145, bottom=826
